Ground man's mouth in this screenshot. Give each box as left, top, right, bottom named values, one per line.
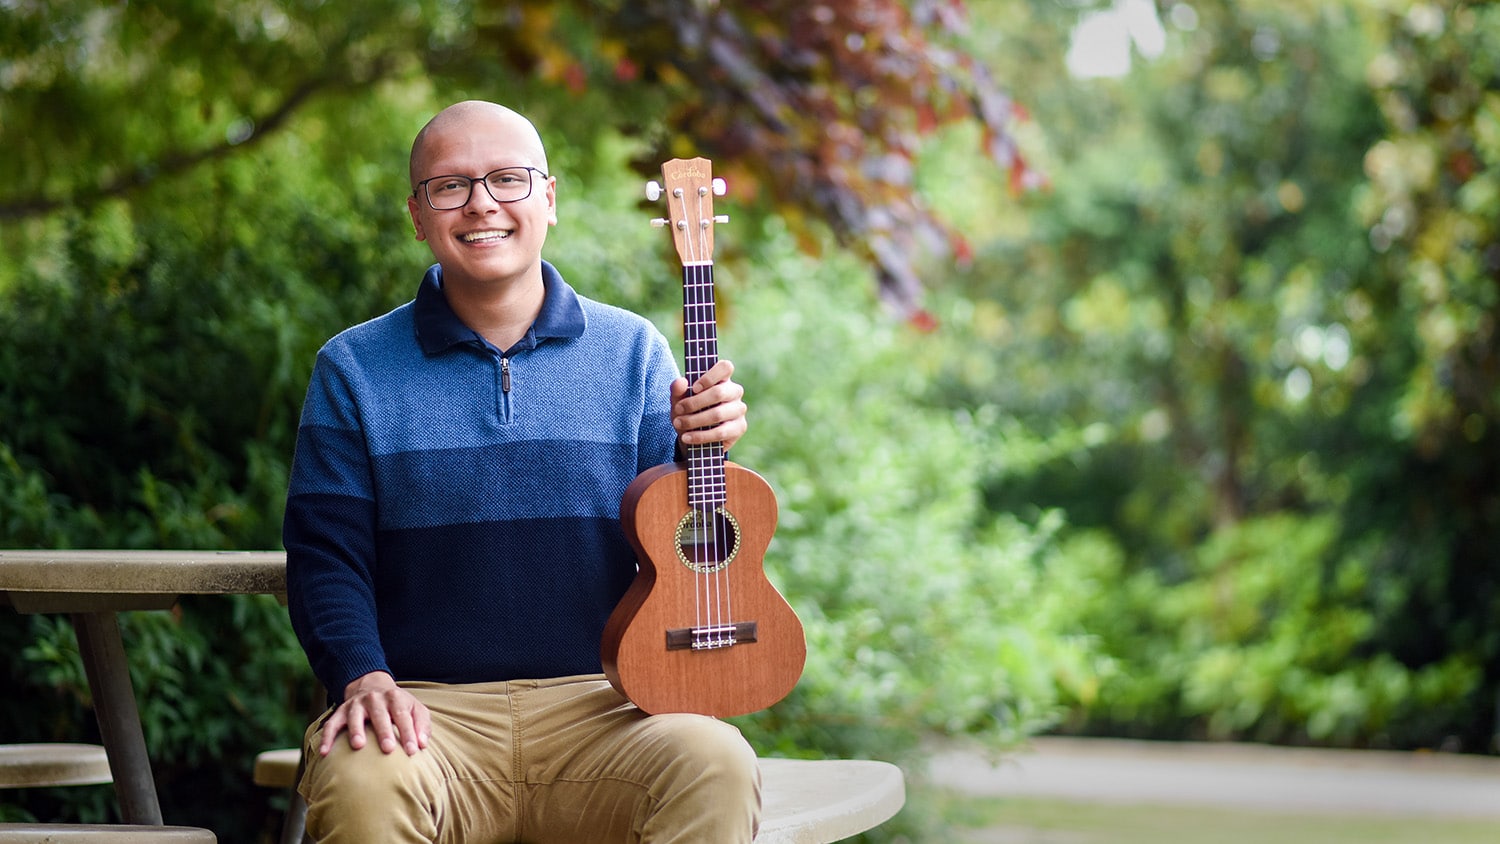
left=460, top=230, right=512, bottom=243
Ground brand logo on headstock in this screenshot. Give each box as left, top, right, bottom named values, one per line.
left=671, top=163, right=710, bottom=181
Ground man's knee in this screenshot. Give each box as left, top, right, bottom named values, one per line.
left=656, top=715, right=760, bottom=797
left=637, top=716, right=760, bottom=843
left=300, top=744, right=441, bottom=840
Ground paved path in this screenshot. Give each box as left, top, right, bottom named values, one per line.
left=927, top=736, right=1500, bottom=819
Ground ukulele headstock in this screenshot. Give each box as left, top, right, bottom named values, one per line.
left=648, top=158, right=727, bottom=266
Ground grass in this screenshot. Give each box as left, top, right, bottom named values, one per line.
left=931, top=791, right=1500, bottom=844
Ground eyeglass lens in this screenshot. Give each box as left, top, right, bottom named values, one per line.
left=425, top=168, right=536, bottom=210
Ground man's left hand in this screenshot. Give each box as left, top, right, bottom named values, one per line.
left=671, top=359, right=748, bottom=451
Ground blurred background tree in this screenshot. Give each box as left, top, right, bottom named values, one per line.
left=936, top=0, right=1499, bottom=750
left=2, top=0, right=1498, bottom=841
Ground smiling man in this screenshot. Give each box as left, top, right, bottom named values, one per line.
left=282, top=101, right=761, bottom=843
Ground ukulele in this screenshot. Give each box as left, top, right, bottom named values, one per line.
left=601, top=157, right=807, bottom=717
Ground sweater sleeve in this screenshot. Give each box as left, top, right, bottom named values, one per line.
left=639, top=324, right=682, bottom=471
left=283, top=348, right=389, bottom=701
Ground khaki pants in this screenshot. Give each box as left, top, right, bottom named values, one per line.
left=298, top=675, right=761, bottom=843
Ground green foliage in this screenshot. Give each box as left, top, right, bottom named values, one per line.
left=1351, top=0, right=1500, bottom=741
left=940, top=0, right=1500, bottom=752
left=1061, top=515, right=1480, bottom=746
left=0, top=98, right=424, bottom=547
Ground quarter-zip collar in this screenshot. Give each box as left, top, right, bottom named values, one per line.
left=414, top=260, right=587, bottom=356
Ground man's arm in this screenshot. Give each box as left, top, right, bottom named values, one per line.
left=286, top=351, right=430, bottom=756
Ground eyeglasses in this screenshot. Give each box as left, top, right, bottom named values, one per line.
left=413, top=166, right=549, bottom=211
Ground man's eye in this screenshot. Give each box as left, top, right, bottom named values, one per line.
left=491, top=173, right=524, bottom=186
left=433, top=179, right=469, bottom=193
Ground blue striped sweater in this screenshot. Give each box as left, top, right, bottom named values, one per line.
left=284, top=261, right=680, bottom=700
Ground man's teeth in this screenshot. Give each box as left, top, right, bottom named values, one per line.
left=462, top=231, right=511, bottom=243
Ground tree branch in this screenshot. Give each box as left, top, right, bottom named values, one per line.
left=0, top=65, right=385, bottom=222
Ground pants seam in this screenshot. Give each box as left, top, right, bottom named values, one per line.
left=511, top=685, right=526, bottom=843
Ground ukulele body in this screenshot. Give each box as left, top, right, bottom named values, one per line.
left=602, top=460, right=806, bottom=717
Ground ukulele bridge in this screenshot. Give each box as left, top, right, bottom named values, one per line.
left=665, top=621, right=759, bottom=651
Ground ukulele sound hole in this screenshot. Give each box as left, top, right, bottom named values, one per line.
left=675, top=506, right=741, bottom=573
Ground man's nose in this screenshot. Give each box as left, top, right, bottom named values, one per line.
left=465, top=179, right=504, bottom=210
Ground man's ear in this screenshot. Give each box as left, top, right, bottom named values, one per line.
left=407, top=194, right=427, bottom=242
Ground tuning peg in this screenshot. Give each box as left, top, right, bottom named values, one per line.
left=712, top=178, right=727, bottom=196
left=646, top=181, right=662, bottom=202
left=713, top=215, right=729, bottom=224
left=650, top=218, right=670, bottom=228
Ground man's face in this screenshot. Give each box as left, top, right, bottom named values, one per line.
left=406, top=110, right=557, bottom=292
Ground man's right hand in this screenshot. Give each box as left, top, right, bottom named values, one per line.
left=318, top=671, right=431, bottom=757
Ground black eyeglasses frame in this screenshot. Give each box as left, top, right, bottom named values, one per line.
left=413, top=166, right=550, bottom=210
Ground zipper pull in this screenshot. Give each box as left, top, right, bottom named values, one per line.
left=501, top=357, right=512, bottom=393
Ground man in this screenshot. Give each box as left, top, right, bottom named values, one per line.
left=283, top=100, right=760, bottom=843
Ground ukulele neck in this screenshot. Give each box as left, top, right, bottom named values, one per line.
left=682, top=261, right=726, bottom=509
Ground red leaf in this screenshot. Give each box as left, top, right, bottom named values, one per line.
left=564, top=61, right=587, bottom=95
left=907, top=308, right=940, bottom=332
left=951, top=232, right=974, bottom=266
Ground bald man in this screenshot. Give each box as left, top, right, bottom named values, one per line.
left=283, top=101, right=760, bottom=843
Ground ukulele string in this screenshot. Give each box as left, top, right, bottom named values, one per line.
left=681, top=182, right=732, bottom=647
left=694, top=186, right=733, bottom=645
left=683, top=212, right=712, bottom=642
left=704, top=305, right=731, bottom=644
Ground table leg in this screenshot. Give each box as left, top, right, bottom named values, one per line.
left=71, top=611, right=164, bottom=825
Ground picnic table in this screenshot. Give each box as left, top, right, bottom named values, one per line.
left=0, top=549, right=286, bottom=825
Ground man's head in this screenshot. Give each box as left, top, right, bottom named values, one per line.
left=408, top=101, right=550, bottom=191
left=406, top=101, right=558, bottom=291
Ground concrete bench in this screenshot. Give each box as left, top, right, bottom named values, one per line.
left=0, top=743, right=217, bottom=842
left=254, top=748, right=904, bottom=843
left=0, top=745, right=112, bottom=789
left=753, top=757, right=905, bottom=843
left=0, top=826, right=216, bottom=843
